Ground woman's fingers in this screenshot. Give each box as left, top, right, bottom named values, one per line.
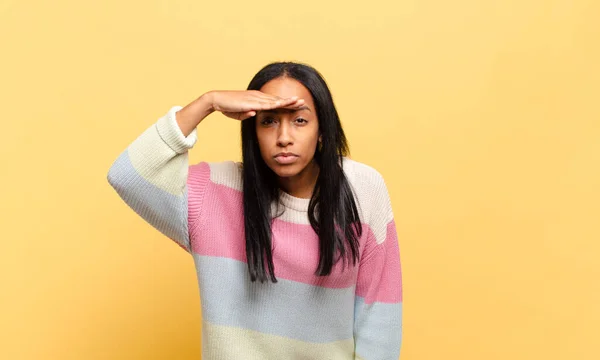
left=213, top=90, right=304, bottom=115
left=255, top=101, right=285, bottom=110
left=218, top=92, right=305, bottom=119
left=251, top=91, right=292, bottom=102
left=222, top=110, right=256, bottom=120
left=253, top=92, right=299, bottom=104
left=286, top=98, right=305, bottom=108
left=264, top=96, right=298, bottom=107
left=222, top=98, right=305, bottom=122
left=255, top=97, right=304, bottom=110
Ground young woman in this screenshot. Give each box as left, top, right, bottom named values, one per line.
left=107, top=62, right=402, bottom=359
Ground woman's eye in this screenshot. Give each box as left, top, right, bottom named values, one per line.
left=261, top=118, right=275, bottom=125
left=295, top=118, right=307, bottom=124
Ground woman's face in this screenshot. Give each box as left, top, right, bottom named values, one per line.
left=256, top=77, right=320, bottom=178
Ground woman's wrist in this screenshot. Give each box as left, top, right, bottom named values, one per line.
left=175, top=92, right=215, bottom=137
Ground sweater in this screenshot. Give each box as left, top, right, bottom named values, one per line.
left=107, top=106, right=403, bottom=360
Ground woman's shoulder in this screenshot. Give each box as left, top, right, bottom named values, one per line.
left=341, top=157, right=392, bottom=223
left=341, top=156, right=387, bottom=189
left=189, top=160, right=243, bottom=191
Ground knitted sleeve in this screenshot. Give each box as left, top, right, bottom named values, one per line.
left=354, top=172, right=403, bottom=360
left=107, top=106, right=207, bottom=253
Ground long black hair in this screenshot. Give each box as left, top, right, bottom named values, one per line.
left=241, top=62, right=363, bottom=283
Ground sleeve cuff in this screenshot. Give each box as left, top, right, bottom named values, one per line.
left=155, top=106, right=198, bottom=154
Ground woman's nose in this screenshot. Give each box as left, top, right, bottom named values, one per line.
left=277, top=122, right=293, bottom=147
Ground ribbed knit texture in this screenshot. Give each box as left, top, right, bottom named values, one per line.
left=107, top=106, right=403, bottom=360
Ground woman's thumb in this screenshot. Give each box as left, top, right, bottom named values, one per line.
left=243, top=111, right=256, bottom=119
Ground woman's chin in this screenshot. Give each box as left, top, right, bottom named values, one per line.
left=270, top=164, right=301, bottom=178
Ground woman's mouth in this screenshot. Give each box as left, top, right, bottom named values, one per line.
left=274, top=153, right=299, bottom=165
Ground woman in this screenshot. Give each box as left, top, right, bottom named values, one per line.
left=107, top=62, right=402, bottom=359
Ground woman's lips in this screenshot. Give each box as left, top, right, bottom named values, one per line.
left=274, top=154, right=299, bottom=165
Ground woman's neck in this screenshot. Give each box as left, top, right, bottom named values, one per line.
left=278, top=160, right=320, bottom=199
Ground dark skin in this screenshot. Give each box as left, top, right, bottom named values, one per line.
left=255, top=77, right=321, bottom=199
left=175, top=79, right=319, bottom=198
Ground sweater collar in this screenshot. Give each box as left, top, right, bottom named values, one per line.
left=278, top=189, right=311, bottom=212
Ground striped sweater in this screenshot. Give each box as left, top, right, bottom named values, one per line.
left=107, top=106, right=403, bottom=359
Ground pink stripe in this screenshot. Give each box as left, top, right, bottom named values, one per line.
left=355, top=220, right=403, bottom=304
left=188, top=169, right=367, bottom=288
left=192, top=179, right=362, bottom=288
left=268, top=219, right=359, bottom=288
left=187, top=162, right=211, bottom=245
left=191, top=181, right=247, bottom=263
left=186, top=162, right=401, bottom=293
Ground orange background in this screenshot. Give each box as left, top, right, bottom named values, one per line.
left=1, top=0, right=598, bottom=359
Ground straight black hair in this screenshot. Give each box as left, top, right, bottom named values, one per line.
left=241, top=62, right=362, bottom=283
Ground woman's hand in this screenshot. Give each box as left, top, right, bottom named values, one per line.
left=176, top=90, right=305, bottom=137
left=209, top=90, right=305, bottom=120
